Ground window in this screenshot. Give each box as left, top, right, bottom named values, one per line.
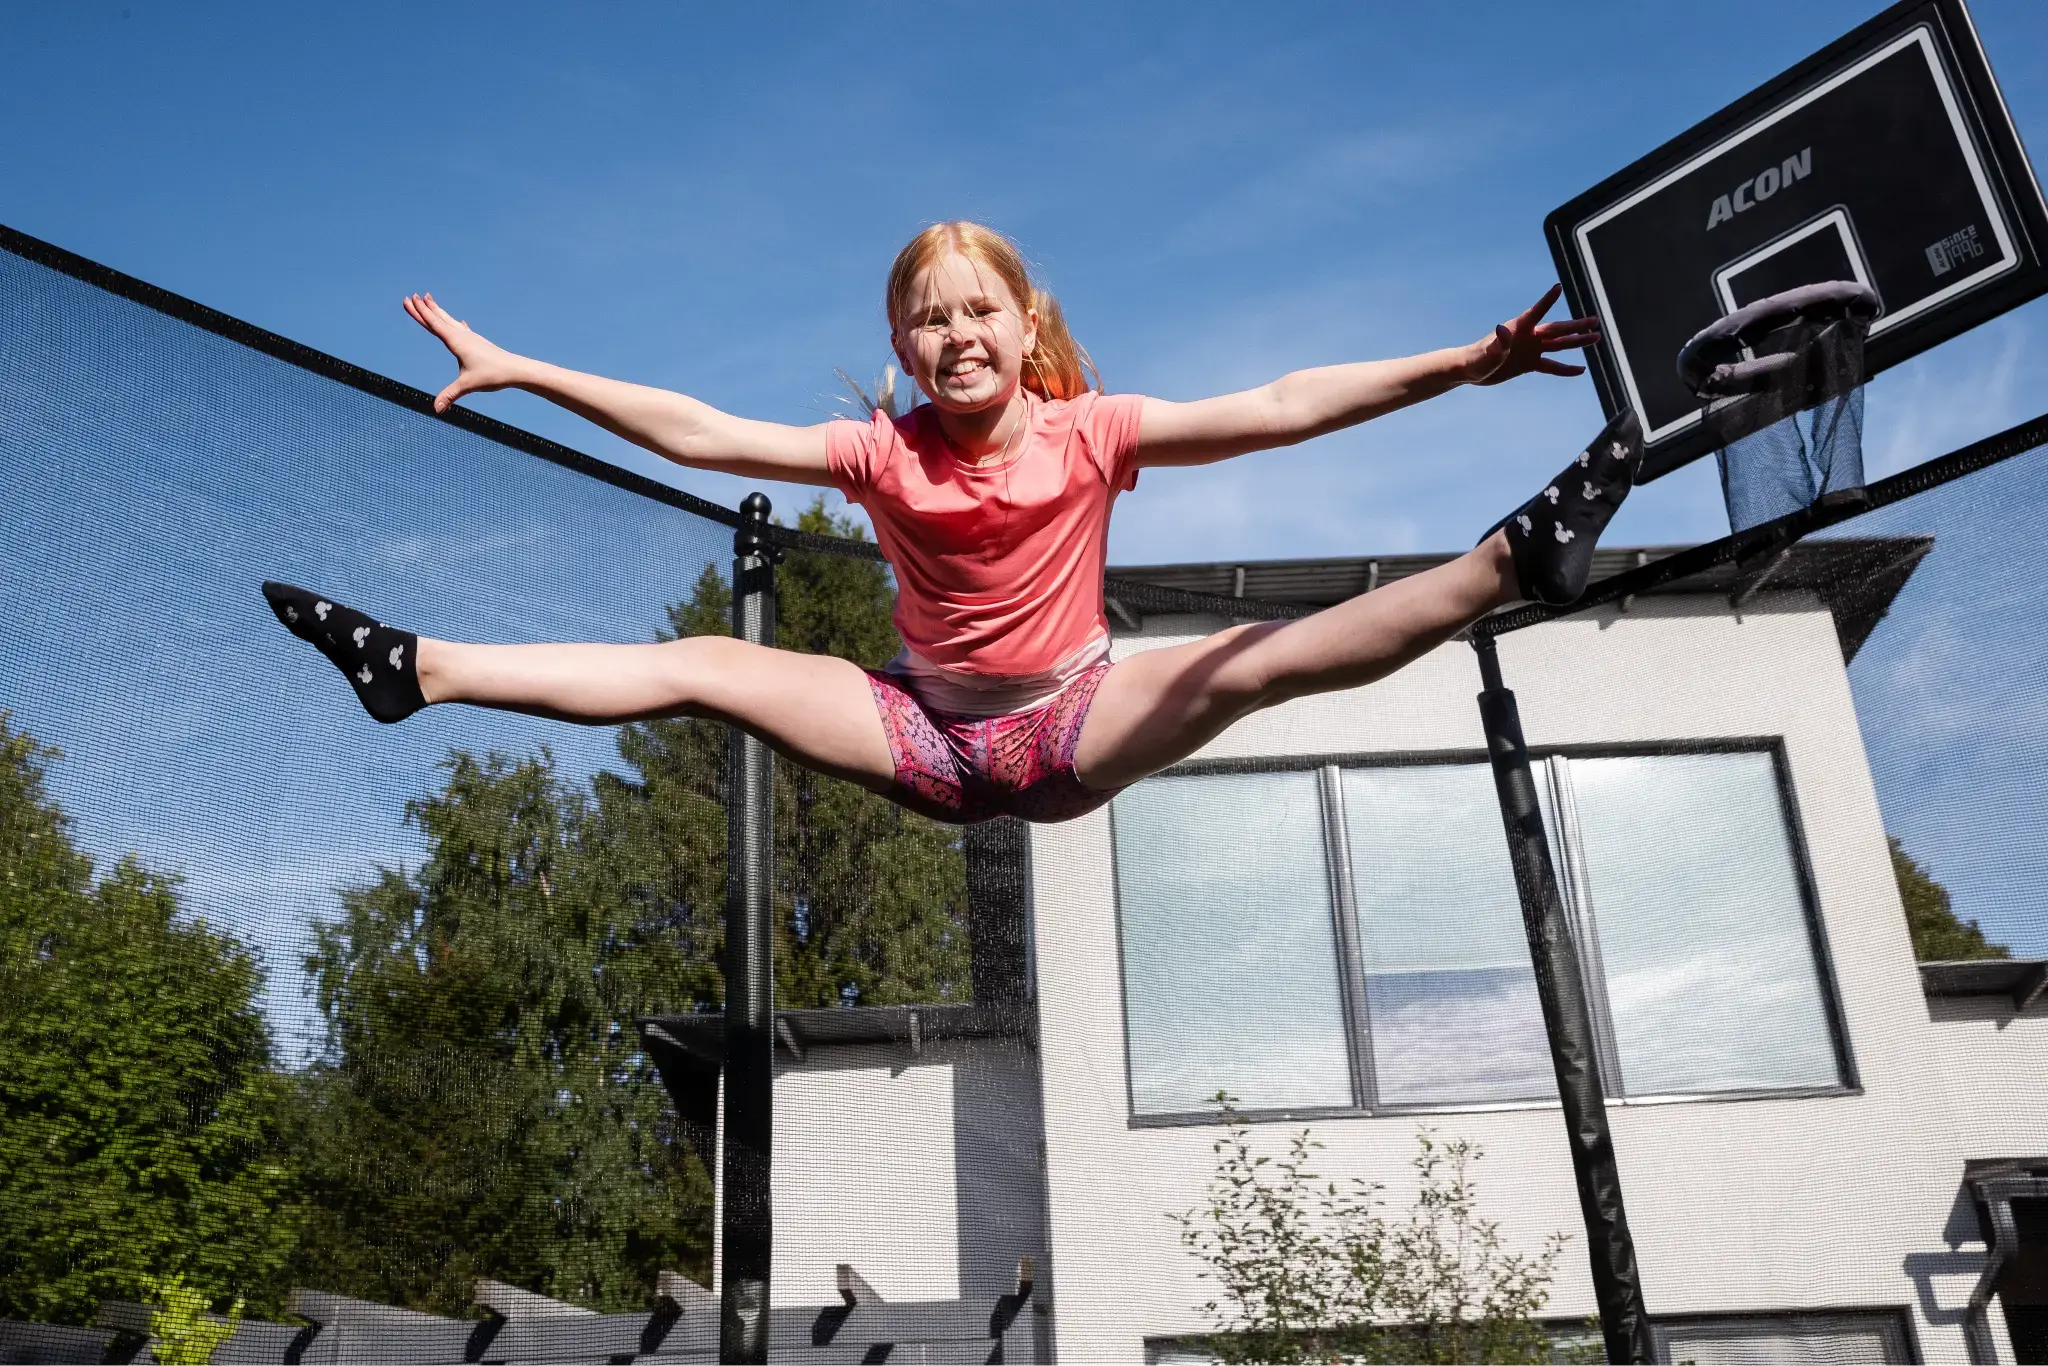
left=1341, top=764, right=1555, bottom=1106
left=1651, top=1310, right=1915, bottom=1364
left=1113, top=770, right=1354, bottom=1115
left=1565, top=754, right=1843, bottom=1095
left=1111, top=748, right=1849, bottom=1120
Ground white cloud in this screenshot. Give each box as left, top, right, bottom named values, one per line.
left=1165, top=122, right=1501, bottom=260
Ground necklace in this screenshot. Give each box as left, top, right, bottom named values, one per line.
left=970, top=392, right=1030, bottom=469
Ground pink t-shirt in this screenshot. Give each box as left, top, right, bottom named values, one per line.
left=826, top=391, right=1146, bottom=678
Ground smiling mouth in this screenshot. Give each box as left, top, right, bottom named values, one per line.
left=940, top=358, right=989, bottom=381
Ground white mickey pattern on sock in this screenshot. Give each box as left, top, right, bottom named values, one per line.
left=1491, top=409, right=1642, bottom=607
left=264, top=582, right=428, bottom=724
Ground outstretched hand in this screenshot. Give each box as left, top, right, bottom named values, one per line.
left=402, top=293, right=524, bottom=412
left=1465, top=285, right=1600, bottom=386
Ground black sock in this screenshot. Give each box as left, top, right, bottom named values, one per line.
left=1491, top=409, right=1644, bottom=606
left=261, top=582, right=425, bottom=724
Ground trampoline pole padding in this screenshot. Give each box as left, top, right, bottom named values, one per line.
left=1473, top=637, right=1655, bottom=1365
left=722, top=492, right=779, bottom=1365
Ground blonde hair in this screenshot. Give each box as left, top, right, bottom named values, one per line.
left=884, top=221, right=1101, bottom=402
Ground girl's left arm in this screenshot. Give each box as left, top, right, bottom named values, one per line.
left=1132, top=286, right=1599, bottom=468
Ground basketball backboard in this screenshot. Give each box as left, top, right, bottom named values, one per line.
left=1547, top=0, right=2048, bottom=481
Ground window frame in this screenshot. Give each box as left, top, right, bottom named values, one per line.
left=1108, top=763, right=1363, bottom=1122
left=1109, top=741, right=1860, bottom=1128
left=1647, top=1306, right=1921, bottom=1364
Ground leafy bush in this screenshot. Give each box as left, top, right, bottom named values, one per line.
left=141, top=1273, right=241, bottom=1365
left=1172, top=1097, right=1580, bottom=1364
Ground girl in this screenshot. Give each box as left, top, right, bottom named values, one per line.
left=264, top=221, right=1639, bottom=826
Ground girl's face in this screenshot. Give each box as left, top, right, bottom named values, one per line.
left=894, top=252, right=1037, bottom=413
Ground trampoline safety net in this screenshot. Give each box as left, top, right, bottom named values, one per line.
left=2, top=223, right=2046, bottom=1366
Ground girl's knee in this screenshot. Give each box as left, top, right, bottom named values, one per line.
left=1212, top=623, right=1292, bottom=710
left=1203, top=659, right=1282, bottom=718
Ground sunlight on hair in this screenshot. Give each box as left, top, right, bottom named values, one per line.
left=835, top=363, right=902, bottom=419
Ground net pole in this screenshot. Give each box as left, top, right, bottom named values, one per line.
left=1472, top=635, right=1654, bottom=1364
left=721, top=492, right=779, bottom=1363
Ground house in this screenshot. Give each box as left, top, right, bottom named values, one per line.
left=685, top=539, right=2048, bottom=1365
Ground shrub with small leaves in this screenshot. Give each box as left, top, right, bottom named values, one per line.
left=142, top=1273, right=241, bottom=1366
left=1171, top=1094, right=1581, bottom=1364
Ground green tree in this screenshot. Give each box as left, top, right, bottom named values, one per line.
left=604, top=498, right=972, bottom=1009
left=1892, top=836, right=2008, bottom=962
left=290, top=499, right=972, bottom=1310
left=1172, top=1100, right=1575, bottom=1364
left=0, top=713, right=301, bottom=1325
left=290, top=750, right=710, bottom=1313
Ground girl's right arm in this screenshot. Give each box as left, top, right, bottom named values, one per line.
left=403, top=293, right=836, bottom=487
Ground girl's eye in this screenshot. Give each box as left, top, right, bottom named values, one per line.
left=910, top=304, right=998, bottom=332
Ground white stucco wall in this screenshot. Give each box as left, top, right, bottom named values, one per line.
left=767, top=1035, right=1051, bottom=1309
left=1027, top=593, right=2048, bottom=1364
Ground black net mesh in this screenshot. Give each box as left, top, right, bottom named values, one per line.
left=1684, top=287, right=1876, bottom=535
left=0, top=228, right=1103, bottom=1364
left=0, top=231, right=743, bottom=1329
left=5, top=221, right=2047, bottom=1366
left=1827, top=444, right=2048, bottom=973
left=1715, top=381, right=1867, bottom=533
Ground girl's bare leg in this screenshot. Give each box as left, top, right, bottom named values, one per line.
left=1076, top=408, right=1646, bottom=791
left=1073, top=531, right=1517, bottom=791
left=417, top=635, right=898, bottom=792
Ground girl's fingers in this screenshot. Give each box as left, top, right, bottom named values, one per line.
left=1495, top=323, right=1520, bottom=360
left=1479, top=299, right=1600, bottom=381
left=1516, top=283, right=1565, bottom=328
left=429, top=298, right=475, bottom=337
left=405, top=294, right=442, bottom=332
left=434, top=378, right=466, bottom=413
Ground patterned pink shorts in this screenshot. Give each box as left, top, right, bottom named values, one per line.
left=864, top=662, right=1121, bottom=826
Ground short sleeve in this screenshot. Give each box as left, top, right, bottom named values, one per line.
left=1080, top=392, right=1147, bottom=492
left=824, top=411, right=888, bottom=502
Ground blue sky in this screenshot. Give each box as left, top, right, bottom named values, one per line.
left=2, top=0, right=2046, bottom=1036
left=5, top=1, right=2042, bottom=554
